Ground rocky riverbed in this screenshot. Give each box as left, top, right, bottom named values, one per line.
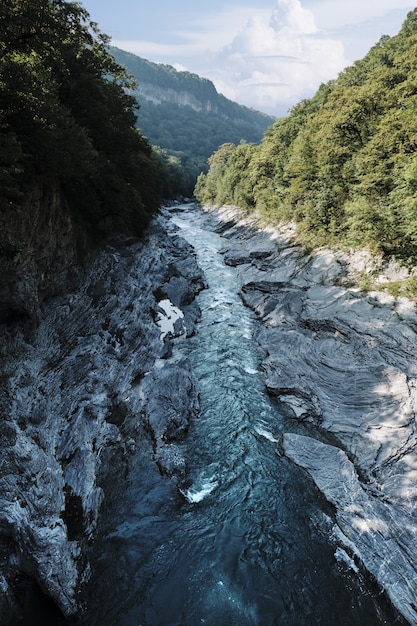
left=0, top=211, right=205, bottom=620
left=201, top=204, right=417, bottom=625
left=3, top=200, right=417, bottom=624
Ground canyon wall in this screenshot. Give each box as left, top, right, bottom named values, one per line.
left=0, top=203, right=205, bottom=619
left=205, top=204, right=417, bottom=625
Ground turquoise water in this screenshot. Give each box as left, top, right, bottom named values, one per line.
left=73, top=204, right=402, bottom=626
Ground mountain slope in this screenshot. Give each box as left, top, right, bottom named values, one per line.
left=195, top=8, right=417, bottom=276
left=110, top=47, right=275, bottom=194
left=0, top=1, right=166, bottom=323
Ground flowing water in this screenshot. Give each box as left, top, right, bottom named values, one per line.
left=71, top=204, right=402, bottom=625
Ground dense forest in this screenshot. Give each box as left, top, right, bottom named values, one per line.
left=195, top=9, right=417, bottom=273
left=0, top=0, right=166, bottom=243
left=110, top=47, right=275, bottom=196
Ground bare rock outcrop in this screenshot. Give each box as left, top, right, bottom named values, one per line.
left=206, top=204, right=417, bottom=625
left=0, top=213, right=205, bottom=618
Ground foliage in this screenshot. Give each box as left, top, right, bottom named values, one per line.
left=0, top=0, right=164, bottom=237
left=195, top=9, right=417, bottom=265
left=110, top=47, right=275, bottom=195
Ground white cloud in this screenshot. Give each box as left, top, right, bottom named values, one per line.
left=112, top=39, right=201, bottom=59
left=271, top=0, right=317, bottom=34
left=175, top=7, right=273, bottom=51
left=113, top=7, right=272, bottom=61
left=310, top=0, right=414, bottom=30
left=206, top=0, right=348, bottom=114
left=309, top=1, right=415, bottom=64
left=114, top=1, right=414, bottom=116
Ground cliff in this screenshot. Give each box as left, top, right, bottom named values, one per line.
left=202, top=204, right=417, bottom=625
left=110, top=47, right=274, bottom=130
left=0, top=210, right=206, bottom=620
left=109, top=47, right=275, bottom=190
left=0, top=182, right=82, bottom=324
left=132, top=79, right=218, bottom=113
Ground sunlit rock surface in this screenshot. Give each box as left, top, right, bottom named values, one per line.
left=207, top=205, right=417, bottom=625
left=0, top=213, right=205, bottom=617
left=283, top=434, right=417, bottom=626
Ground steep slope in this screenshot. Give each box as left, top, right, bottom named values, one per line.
left=0, top=2, right=200, bottom=617
left=0, top=213, right=205, bottom=620
left=0, top=2, right=164, bottom=323
left=110, top=47, right=275, bottom=193
left=195, top=8, right=417, bottom=276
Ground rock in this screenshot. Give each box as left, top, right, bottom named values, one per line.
left=201, top=203, right=417, bottom=625
left=210, top=206, right=417, bottom=487
left=154, top=444, right=187, bottom=477
left=0, top=211, right=205, bottom=617
left=222, top=246, right=274, bottom=267
left=283, top=433, right=417, bottom=626
left=141, top=359, right=199, bottom=477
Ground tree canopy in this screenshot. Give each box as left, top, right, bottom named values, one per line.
left=195, top=9, right=417, bottom=265
left=0, top=0, right=164, bottom=237
left=110, top=47, right=275, bottom=195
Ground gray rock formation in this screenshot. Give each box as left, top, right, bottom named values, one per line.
left=206, top=205, right=417, bottom=625
left=141, top=359, right=199, bottom=477
left=0, top=213, right=205, bottom=618
left=283, top=433, right=417, bottom=626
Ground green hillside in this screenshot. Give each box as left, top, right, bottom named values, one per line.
left=195, top=9, right=417, bottom=273
left=110, top=47, right=275, bottom=195
left=0, top=0, right=165, bottom=240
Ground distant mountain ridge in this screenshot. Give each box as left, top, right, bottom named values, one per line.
left=110, top=46, right=273, bottom=124
left=110, top=47, right=275, bottom=194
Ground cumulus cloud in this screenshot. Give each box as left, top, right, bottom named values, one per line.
left=115, top=0, right=413, bottom=116
left=311, top=0, right=415, bottom=64
left=113, top=7, right=272, bottom=62
left=208, top=0, right=348, bottom=115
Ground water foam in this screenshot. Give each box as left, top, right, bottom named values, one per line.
left=156, top=298, right=184, bottom=339
left=254, top=425, right=279, bottom=443
left=181, top=478, right=219, bottom=503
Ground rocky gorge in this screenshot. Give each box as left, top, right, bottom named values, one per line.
left=204, top=204, right=417, bottom=625
left=0, top=208, right=205, bottom=622
left=2, top=198, right=417, bottom=624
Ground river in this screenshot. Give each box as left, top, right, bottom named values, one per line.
left=67, top=203, right=402, bottom=626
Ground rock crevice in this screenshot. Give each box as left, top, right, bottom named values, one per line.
left=0, top=211, right=205, bottom=618
left=205, top=204, right=417, bottom=625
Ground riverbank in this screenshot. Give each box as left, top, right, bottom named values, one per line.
left=199, top=203, right=417, bottom=625
left=0, top=212, right=205, bottom=621
left=2, top=200, right=416, bottom=623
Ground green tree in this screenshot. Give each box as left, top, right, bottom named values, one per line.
left=194, top=8, right=417, bottom=263
left=0, top=0, right=163, bottom=236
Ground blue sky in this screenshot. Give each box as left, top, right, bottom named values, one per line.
left=80, top=0, right=416, bottom=116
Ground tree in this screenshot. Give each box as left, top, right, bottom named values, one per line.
left=0, top=0, right=163, bottom=237
left=194, top=7, right=417, bottom=263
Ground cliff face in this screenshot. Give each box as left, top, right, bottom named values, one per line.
left=110, top=47, right=273, bottom=124
left=134, top=82, right=220, bottom=114
left=0, top=204, right=205, bottom=619
left=110, top=46, right=274, bottom=140
left=0, top=181, right=81, bottom=324
left=203, top=204, right=417, bottom=626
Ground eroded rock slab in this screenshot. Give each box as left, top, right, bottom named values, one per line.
left=0, top=213, right=205, bottom=618
left=141, top=359, right=199, bottom=477
left=283, top=434, right=417, bottom=626
left=202, top=204, right=417, bottom=625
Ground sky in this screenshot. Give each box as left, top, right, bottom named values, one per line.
left=80, top=0, right=416, bottom=117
